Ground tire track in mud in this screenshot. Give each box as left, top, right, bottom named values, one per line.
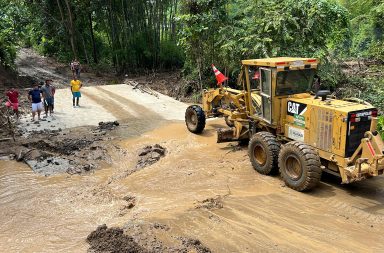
left=81, top=89, right=135, bottom=120
left=321, top=197, right=384, bottom=223
left=81, top=87, right=169, bottom=137
left=95, top=86, right=162, bottom=120
left=172, top=193, right=381, bottom=252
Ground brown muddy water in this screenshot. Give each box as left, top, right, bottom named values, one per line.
left=1, top=120, right=384, bottom=252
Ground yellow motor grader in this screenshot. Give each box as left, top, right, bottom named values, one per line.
left=185, top=57, right=384, bottom=191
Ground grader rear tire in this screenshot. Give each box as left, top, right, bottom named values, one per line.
left=278, top=141, right=322, bottom=191
left=248, top=132, right=280, bottom=175
left=185, top=105, right=206, bottom=134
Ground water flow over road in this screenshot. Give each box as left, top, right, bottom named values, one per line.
left=1, top=85, right=384, bottom=252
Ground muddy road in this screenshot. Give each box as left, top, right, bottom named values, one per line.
left=0, top=85, right=384, bottom=252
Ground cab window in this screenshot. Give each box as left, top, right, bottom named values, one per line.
left=276, top=69, right=315, bottom=95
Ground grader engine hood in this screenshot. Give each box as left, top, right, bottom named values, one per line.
left=283, top=96, right=384, bottom=183
left=283, top=96, right=378, bottom=157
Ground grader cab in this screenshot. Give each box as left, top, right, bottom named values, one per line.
left=185, top=57, right=384, bottom=191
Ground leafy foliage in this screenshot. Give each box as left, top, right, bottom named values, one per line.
left=0, top=1, right=29, bottom=67
left=378, top=116, right=384, bottom=139
left=20, top=0, right=183, bottom=71
left=337, top=0, right=384, bottom=60
left=178, top=0, right=350, bottom=85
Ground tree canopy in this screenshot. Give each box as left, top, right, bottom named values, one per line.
left=0, top=0, right=382, bottom=73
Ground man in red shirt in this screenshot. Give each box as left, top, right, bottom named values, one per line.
left=5, top=88, right=19, bottom=118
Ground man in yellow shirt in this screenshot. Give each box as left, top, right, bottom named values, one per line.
left=70, top=76, right=82, bottom=107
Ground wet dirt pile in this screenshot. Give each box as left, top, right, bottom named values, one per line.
left=87, top=224, right=148, bottom=253
left=136, top=144, right=166, bottom=169
left=98, top=121, right=120, bottom=131
left=106, top=144, right=167, bottom=185
left=0, top=122, right=124, bottom=175
left=87, top=223, right=212, bottom=253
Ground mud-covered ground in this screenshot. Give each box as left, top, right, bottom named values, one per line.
left=1, top=120, right=384, bottom=252
left=0, top=49, right=383, bottom=252
left=0, top=122, right=121, bottom=176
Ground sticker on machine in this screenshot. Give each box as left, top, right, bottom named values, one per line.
left=293, top=114, right=305, bottom=127
left=287, top=101, right=307, bottom=116
left=288, top=126, right=305, bottom=142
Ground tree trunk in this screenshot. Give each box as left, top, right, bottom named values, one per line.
left=88, top=12, right=98, bottom=63
left=56, top=0, right=72, bottom=56
left=81, top=35, right=89, bottom=64
left=63, top=0, right=77, bottom=58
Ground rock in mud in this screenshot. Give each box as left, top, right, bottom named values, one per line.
left=87, top=224, right=149, bottom=253
left=98, top=121, right=120, bottom=131
left=136, top=144, right=166, bottom=169
left=119, top=195, right=137, bottom=216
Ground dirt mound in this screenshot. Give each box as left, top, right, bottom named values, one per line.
left=88, top=223, right=212, bottom=253
left=0, top=125, right=124, bottom=176
left=98, top=121, right=120, bottom=131
left=136, top=144, right=166, bottom=168
left=87, top=224, right=149, bottom=253
left=179, top=237, right=212, bottom=253
left=22, top=137, right=94, bottom=156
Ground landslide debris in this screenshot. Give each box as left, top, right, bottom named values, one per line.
left=98, top=121, right=120, bottom=131
left=106, top=145, right=167, bottom=184
left=136, top=144, right=166, bottom=169
left=87, top=223, right=212, bottom=253
left=87, top=224, right=148, bottom=253
left=0, top=122, right=124, bottom=176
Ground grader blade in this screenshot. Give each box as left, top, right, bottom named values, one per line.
left=217, top=128, right=236, bottom=143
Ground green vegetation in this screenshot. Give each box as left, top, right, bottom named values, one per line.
left=0, top=1, right=28, bottom=68
left=0, top=1, right=383, bottom=122
left=178, top=0, right=350, bottom=84
left=378, top=116, right=384, bottom=139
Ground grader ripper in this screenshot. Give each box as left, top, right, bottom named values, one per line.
left=185, top=57, right=384, bottom=191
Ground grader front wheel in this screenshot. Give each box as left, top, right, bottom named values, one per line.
left=185, top=105, right=206, bottom=134
left=278, top=141, right=322, bottom=191
left=248, top=132, right=280, bottom=175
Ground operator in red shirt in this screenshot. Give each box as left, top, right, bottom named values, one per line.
left=5, top=88, right=20, bottom=118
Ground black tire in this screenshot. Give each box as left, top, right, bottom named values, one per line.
left=185, top=105, right=206, bottom=134
left=278, top=141, right=322, bottom=191
left=224, top=116, right=234, bottom=127
left=248, top=132, right=280, bottom=175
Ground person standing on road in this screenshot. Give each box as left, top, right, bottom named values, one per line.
left=70, top=59, right=81, bottom=78
left=28, top=82, right=43, bottom=121
left=70, top=76, right=82, bottom=108
left=5, top=87, right=20, bottom=119
left=70, top=60, right=75, bottom=77
left=41, top=79, right=55, bottom=117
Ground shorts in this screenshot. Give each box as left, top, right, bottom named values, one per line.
left=72, top=91, right=81, bottom=98
left=32, top=102, right=43, bottom=112
left=5, top=101, right=19, bottom=111
left=44, top=97, right=54, bottom=106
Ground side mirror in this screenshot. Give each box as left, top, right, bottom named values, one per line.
left=315, top=90, right=331, bottom=101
